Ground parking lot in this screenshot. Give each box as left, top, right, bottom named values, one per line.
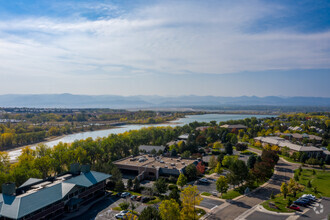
left=298, top=197, right=330, bottom=220
left=194, top=178, right=218, bottom=195
left=72, top=194, right=148, bottom=220
left=244, top=197, right=330, bottom=220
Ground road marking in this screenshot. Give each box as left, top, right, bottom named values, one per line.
left=234, top=204, right=259, bottom=220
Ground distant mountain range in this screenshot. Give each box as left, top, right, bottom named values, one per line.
left=0, top=94, right=329, bottom=108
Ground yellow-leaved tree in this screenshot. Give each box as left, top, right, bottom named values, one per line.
left=180, top=185, right=203, bottom=220
left=159, top=199, right=180, bottom=220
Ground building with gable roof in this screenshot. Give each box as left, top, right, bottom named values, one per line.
left=0, top=164, right=111, bottom=220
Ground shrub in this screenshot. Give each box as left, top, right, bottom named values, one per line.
left=168, top=184, right=178, bottom=191
left=119, top=202, right=129, bottom=210
left=235, top=143, right=248, bottom=151
left=307, top=180, right=312, bottom=188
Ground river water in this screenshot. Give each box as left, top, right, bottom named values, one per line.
left=8, top=114, right=275, bottom=160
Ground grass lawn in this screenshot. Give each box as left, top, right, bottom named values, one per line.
left=201, top=192, right=211, bottom=196
left=146, top=197, right=161, bottom=205
left=112, top=206, right=139, bottom=215
left=127, top=191, right=142, bottom=196
left=196, top=208, right=206, bottom=218
left=261, top=194, right=295, bottom=213
left=112, top=207, right=122, bottom=211
left=280, top=155, right=301, bottom=164
left=221, top=189, right=241, bottom=199
left=248, top=145, right=262, bottom=151
left=295, top=169, right=330, bottom=197
left=240, top=150, right=257, bottom=155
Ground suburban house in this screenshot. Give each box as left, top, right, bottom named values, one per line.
left=275, top=132, right=322, bottom=142
left=220, top=124, right=247, bottom=130
left=113, top=155, right=198, bottom=181
left=0, top=164, right=111, bottom=220
left=178, top=134, right=189, bottom=140
left=254, top=136, right=324, bottom=156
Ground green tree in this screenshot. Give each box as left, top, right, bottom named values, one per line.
left=169, top=188, right=181, bottom=204
left=185, top=164, right=197, bottom=181
left=281, top=182, right=288, bottom=199
left=139, top=206, right=161, bottom=220
left=159, top=199, right=181, bottom=220
left=225, top=143, right=233, bottom=155
left=216, top=176, right=229, bottom=198
left=111, top=166, right=122, bottom=183
left=247, top=155, right=256, bottom=169
left=177, top=173, right=187, bottom=189
left=115, top=180, right=125, bottom=192
left=154, top=177, right=167, bottom=194
left=214, top=162, right=222, bottom=175
left=119, top=202, right=130, bottom=210
left=222, top=155, right=237, bottom=167
left=181, top=151, right=191, bottom=158
left=127, top=179, right=133, bottom=190
left=209, top=155, right=217, bottom=169
left=133, top=178, right=140, bottom=192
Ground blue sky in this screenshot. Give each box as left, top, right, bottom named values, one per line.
left=0, top=0, right=329, bottom=97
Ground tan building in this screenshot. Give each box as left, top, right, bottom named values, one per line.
left=113, top=155, right=198, bottom=181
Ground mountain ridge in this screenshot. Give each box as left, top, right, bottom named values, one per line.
left=0, top=94, right=329, bottom=108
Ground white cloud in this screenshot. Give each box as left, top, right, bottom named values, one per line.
left=0, top=0, right=329, bottom=95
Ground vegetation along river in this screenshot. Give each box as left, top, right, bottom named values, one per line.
left=8, top=114, right=275, bottom=161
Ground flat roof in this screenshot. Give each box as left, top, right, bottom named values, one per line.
left=114, top=155, right=196, bottom=170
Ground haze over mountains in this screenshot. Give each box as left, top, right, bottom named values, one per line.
left=0, top=94, right=329, bottom=109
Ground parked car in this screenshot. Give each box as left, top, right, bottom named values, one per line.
left=115, top=192, right=122, bottom=197
left=297, top=198, right=312, bottom=204
left=121, top=192, right=131, bottom=198
left=288, top=205, right=301, bottom=211
left=211, top=191, right=218, bottom=196
left=198, top=178, right=209, bottom=184
left=301, top=194, right=316, bottom=201
left=136, top=196, right=142, bottom=201
left=115, top=210, right=131, bottom=219
left=130, top=195, right=137, bottom=200
left=141, top=197, right=150, bottom=203
left=293, top=201, right=308, bottom=207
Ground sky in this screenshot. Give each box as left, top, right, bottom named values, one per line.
left=0, top=0, right=329, bottom=97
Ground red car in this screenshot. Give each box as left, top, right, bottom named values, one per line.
left=288, top=205, right=301, bottom=211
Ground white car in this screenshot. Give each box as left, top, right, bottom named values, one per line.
left=115, top=210, right=130, bottom=219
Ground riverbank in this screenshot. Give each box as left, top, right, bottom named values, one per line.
left=2, top=117, right=183, bottom=154
left=5, top=113, right=276, bottom=161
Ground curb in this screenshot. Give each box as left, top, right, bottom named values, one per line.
left=201, top=195, right=226, bottom=203
left=256, top=204, right=295, bottom=216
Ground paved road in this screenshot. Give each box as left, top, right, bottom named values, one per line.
left=205, top=148, right=299, bottom=220
left=200, top=198, right=224, bottom=210
left=246, top=210, right=288, bottom=220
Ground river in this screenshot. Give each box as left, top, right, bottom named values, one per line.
left=8, top=114, right=275, bottom=161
